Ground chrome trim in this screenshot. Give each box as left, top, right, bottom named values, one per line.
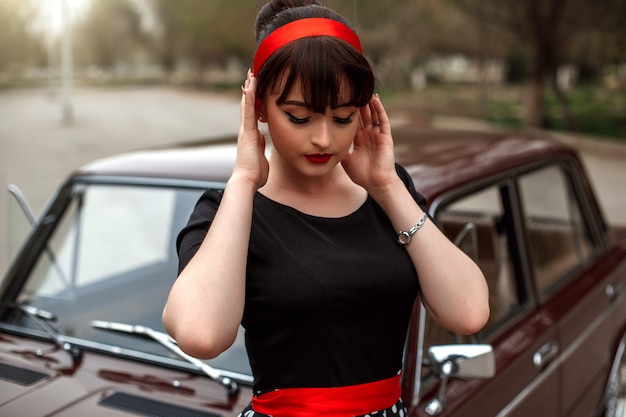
left=603, top=334, right=626, bottom=417
left=0, top=323, right=254, bottom=384
left=412, top=302, right=428, bottom=405
left=72, top=174, right=227, bottom=191
left=533, top=341, right=559, bottom=370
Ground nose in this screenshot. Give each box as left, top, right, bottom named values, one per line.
left=310, top=118, right=332, bottom=149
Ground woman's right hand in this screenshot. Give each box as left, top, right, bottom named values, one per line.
left=164, top=73, right=266, bottom=359
left=233, top=70, right=269, bottom=189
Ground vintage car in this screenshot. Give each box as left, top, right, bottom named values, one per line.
left=1, top=126, right=625, bottom=417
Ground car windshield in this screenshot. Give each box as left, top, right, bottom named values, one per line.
left=8, top=180, right=251, bottom=380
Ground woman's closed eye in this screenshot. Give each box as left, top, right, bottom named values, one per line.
left=284, top=111, right=310, bottom=125
left=283, top=110, right=356, bottom=125
left=333, top=112, right=356, bottom=125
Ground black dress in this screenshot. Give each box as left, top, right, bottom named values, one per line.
left=177, top=165, right=424, bottom=416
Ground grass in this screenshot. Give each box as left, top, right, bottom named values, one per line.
left=383, top=84, right=626, bottom=142
left=544, top=87, right=626, bottom=139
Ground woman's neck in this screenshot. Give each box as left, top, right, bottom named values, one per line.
left=258, top=155, right=367, bottom=218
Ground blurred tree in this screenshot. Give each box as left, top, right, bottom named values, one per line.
left=74, top=0, right=149, bottom=70
left=127, top=0, right=623, bottom=104
left=148, top=0, right=257, bottom=80
left=0, top=0, right=45, bottom=74
left=324, top=0, right=512, bottom=90
left=144, top=0, right=500, bottom=89
left=565, top=0, right=626, bottom=78
left=147, top=0, right=478, bottom=87
left=327, top=0, right=456, bottom=87
left=448, top=0, right=563, bottom=128
left=449, top=0, right=626, bottom=128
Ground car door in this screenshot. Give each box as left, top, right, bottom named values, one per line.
left=407, top=177, right=560, bottom=417
left=517, top=161, right=621, bottom=417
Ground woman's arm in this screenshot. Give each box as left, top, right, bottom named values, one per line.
left=372, top=181, right=490, bottom=335
left=162, top=72, right=268, bottom=359
left=343, top=95, right=490, bottom=335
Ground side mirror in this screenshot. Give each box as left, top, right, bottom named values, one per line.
left=424, top=344, right=495, bottom=416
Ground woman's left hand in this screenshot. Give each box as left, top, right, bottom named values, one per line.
left=341, top=94, right=398, bottom=194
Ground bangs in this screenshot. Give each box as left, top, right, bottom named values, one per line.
left=259, top=37, right=375, bottom=113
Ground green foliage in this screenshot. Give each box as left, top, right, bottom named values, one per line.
left=485, top=85, right=626, bottom=140
left=545, top=87, right=626, bottom=139
left=384, top=83, right=625, bottom=140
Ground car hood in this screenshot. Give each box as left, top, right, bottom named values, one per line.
left=0, top=332, right=252, bottom=417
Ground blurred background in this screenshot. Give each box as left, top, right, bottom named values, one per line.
left=3, top=0, right=626, bottom=131
left=1, top=0, right=625, bottom=273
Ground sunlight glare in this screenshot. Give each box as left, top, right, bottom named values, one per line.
left=35, top=0, right=91, bottom=37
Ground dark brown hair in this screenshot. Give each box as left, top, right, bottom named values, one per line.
left=254, top=0, right=375, bottom=113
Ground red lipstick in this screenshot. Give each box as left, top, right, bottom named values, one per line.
left=305, top=153, right=332, bottom=164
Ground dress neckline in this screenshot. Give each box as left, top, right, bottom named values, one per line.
left=255, top=191, right=372, bottom=221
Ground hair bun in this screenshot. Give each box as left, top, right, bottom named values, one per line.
left=268, top=0, right=321, bottom=14
left=255, top=0, right=323, bottom=41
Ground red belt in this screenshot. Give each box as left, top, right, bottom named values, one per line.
left=251, top=373, right=402, bottom=417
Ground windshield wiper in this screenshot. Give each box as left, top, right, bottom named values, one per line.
left=0, top=301, right=82, bottom=363
left=90, top=320, right=239, bottom=395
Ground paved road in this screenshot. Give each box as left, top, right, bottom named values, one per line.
left=0, top=86, right=241, bottom=273
left=1, top=87, right=625, bottom=275
left=576, top=153, right=626, bottom=223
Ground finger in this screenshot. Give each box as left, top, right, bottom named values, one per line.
left=368, top=99, right=381, bottom=128
left=242, top=71, right=258, bottom=132
left=239, top=70, right=250, bottom=126
left=371, top=94, right=390, bottom=132
left=359, top=103, right=372, bottom=128
left=244, top=68, right=251, bottom=89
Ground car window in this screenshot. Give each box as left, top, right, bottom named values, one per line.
left=15, top=182, right=252, bottom=379
left=424, top=183, right=524, bottom=351
left=25, top=185, right=183, bottom=298
left=518, top=165, right=594, bottom=297
left=26, top=186, right=176, bottom=298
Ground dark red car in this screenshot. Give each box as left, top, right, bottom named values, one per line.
left=1, top=126, right=625, bottom=417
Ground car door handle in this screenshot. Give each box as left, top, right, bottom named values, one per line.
left=606, top=282, right=622, bottom=300
left=533, top=341, right=559, bottom=370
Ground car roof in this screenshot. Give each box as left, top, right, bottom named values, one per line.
left=76, top=126, right=577, bottom=204
left=391, top=126, right=578, bottom=201
left=78, top=142, right=238, bottom=183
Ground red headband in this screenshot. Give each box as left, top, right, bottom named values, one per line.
left=253, top=18, right=362, bottom=76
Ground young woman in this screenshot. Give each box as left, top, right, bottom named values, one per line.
left=163, top=1, right=490, bottom=416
